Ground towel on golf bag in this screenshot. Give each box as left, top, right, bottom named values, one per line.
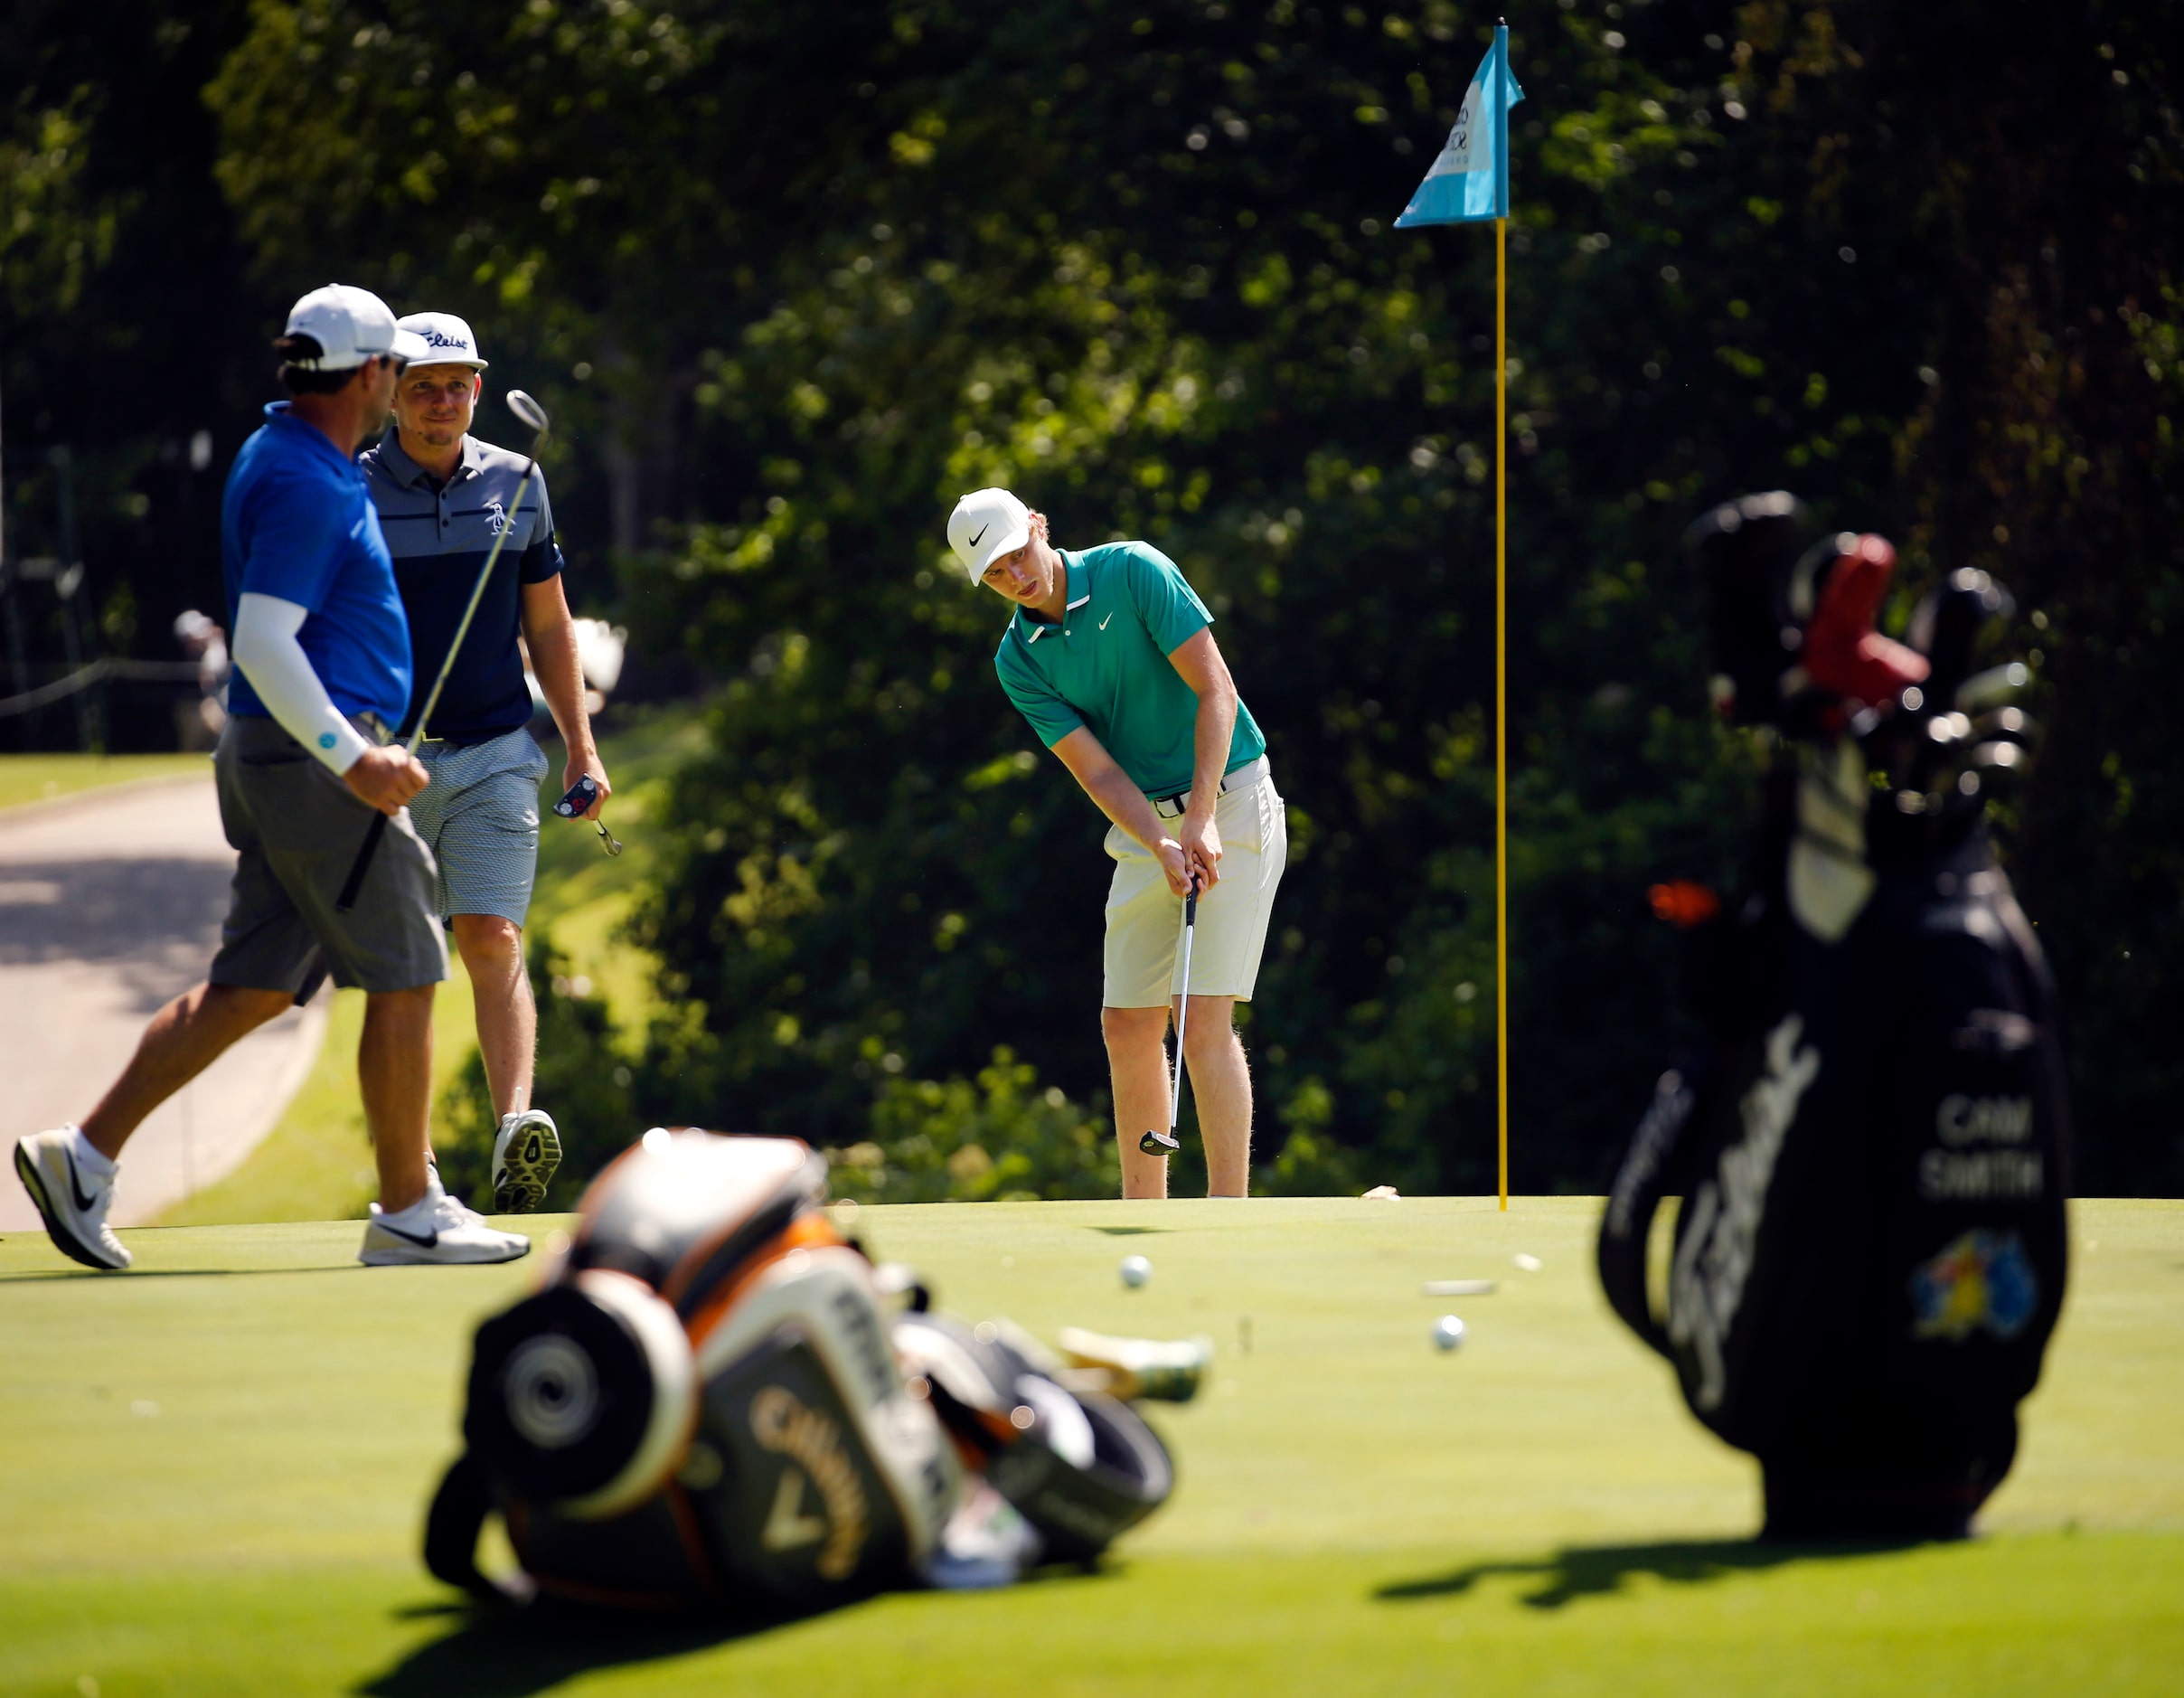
left=424, top=1129, right=1174, bottom=1611
left=1596, top=496, right=2070, bottom=1541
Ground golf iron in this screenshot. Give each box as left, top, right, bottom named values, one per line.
left=334, top=390, right=551, bottom=912
left=1139, top=876, right=1199, bottom=1156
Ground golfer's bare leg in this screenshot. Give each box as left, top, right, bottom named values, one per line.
left=1103, top=1005, right=1173, bottom=1200
left=451, top=914, right=533, bottom=1118
left=1181, top=995, right=1251, bottom=1197
left=78, top=982, right=297, bottom=1161
left=361, top=985, right=436, bottom=1213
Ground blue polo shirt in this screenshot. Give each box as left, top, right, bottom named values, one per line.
left=993, top=541, right=1266, bottom=797
left=361, top=429, right=565, bottom=742
left=221, top=403, right=412, bottom=730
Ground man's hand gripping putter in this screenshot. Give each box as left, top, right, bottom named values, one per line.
left=553, top=773, right=622, bottom=856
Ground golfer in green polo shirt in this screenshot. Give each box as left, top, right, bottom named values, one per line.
left=947, top=486, right=1287, bottom=1200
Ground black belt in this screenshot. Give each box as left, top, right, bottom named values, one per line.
left=1152, top=756, right=1269, bottom=820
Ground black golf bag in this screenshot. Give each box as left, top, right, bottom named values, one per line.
left=426, top=1130, right=1174, bottom=1611
left=1597, top=495, right=2071, bottom=1540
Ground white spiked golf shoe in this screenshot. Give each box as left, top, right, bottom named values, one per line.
left=14, top=1127, right=131, bottom=1271
left=358, top=1171, right=531, bottom=1267
left=491, top=1108, right=561, bottom=1214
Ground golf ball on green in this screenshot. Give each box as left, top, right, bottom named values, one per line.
left=1434, top=1315, right=1466, bottom=1351
left=1120, top=1255, right=1153, bottom=1288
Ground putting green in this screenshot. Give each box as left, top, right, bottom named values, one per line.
left=1, top=1199, right=2177, bottom=1694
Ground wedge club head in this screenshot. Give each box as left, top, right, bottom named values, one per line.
left=506, top=389, right=550, bottom=437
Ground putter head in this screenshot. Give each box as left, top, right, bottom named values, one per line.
left=506, top=389, right=550, bottom=436
left=1138, top=1127, right=1180, bottom=1157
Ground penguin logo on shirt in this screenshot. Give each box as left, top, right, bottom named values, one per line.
left=484, top=499, right=508, bottom=536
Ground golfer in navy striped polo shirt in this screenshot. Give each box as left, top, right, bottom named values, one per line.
left=362, top=311, right=611, bottom=1213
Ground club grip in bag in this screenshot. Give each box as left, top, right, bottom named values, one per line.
left=334, top=811, right=390, bottom=914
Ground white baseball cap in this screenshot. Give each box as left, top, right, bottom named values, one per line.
left=397, top=311, right=489, bottom=370
left=279, top=284, right=430, bottom=371
left=946, top=486, right=1031, bottom=584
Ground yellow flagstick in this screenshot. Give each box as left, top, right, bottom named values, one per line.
left=1393, top=20, right=1519, bottom=1209
left=1495, top=211, right=1509, bottom=1213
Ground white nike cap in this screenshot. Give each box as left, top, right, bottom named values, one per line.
left=279, top=284, right=431, bottom=371
left=947, top=486, right=1031, bottom=584
left=397, top=311, right=488, bottom=370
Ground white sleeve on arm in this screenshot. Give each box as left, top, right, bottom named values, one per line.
left=231, top=592, right=374, bottom=776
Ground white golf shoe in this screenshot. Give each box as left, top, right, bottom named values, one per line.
left=14, top=1127, right=131, bottom=1270
left=491, top=1108, right=561, bottom=1214
left=358, top=1171, right=531, bottom=1267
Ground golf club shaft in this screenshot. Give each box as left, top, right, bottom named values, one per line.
left=333, top=460, right=538, bottom=914
left=1167, top=884, right=1199, bottom=1137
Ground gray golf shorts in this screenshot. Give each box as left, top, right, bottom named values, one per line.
left=404, top=727, right=551, bottom=925
left=209, top=714, right=447, bottom=997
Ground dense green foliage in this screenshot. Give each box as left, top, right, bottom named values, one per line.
left=4, top=3, right=2178, bottom=1193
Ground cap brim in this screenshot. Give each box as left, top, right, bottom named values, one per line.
left=389, top=328, right=436, bottom=363
left=965, top=519, right=1031, bottom=582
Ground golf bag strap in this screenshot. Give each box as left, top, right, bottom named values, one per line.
left=424, top=1452, right=532, bottom=1607
left=1596, top=1066, right=1702, bottom=1361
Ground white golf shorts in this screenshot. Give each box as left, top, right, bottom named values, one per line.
left=1103, top=760, right=1287, bottom=1007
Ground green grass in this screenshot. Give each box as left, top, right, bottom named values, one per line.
left=156, top=708, right=699, bottom=1225
left=522, top=704, right=701, bottom=1049
left=158, top=964, right=488, bottom=1227
left=1, top=1197, right=2176, bottom=1695
left=0, top=751, right=212, bottom=809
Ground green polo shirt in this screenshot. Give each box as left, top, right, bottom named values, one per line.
left=993, top=541, right=1266, bottom=798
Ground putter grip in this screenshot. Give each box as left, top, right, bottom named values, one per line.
left=1185, top=891, right=1198, bottom=924
left=334, top=811, right=390, bottom=914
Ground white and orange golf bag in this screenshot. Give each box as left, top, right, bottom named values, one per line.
left=425, top=1130, right=1174, bottom=1613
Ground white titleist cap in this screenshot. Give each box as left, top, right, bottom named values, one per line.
left=947, top=487, right=1031, bottom=584
left=279, top=284, right=430, bottom=371
left=397, top=311, right=488, bottom=370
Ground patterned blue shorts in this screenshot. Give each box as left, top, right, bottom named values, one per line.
left=405, top=728, right=551, bottom=924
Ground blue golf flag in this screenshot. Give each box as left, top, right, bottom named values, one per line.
left=1395, top=25, right=1524, bottom=226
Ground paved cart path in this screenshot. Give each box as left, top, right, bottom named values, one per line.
left=0, top=775, right=327, bottom=1230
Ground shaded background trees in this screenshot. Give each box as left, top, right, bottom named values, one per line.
left=3, top=1, right=2177, bottom=1193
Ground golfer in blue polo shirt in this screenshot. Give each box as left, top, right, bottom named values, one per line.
left=13, top=285, right=527, bottom=1271
left=948, top=487, right=1286, bottom=1200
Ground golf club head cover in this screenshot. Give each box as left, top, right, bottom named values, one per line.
left=1681, top=490, right=1811, bottom=726
left=1798, top=533, right=1930, bottom=711
left=894, top=1312, right=1175, bottom=1563
left=440, top=1130, right=959, bottom=1613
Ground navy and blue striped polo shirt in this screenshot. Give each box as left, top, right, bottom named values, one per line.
left=361, top=429, right=566, bottom=743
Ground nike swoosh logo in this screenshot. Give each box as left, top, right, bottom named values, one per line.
left=1098, top=613, right=1113, bottom=630
left=64, top=1148, right=98, bottom=1213
left=969, top=524, right=990, bottom=547
left=374, top=1218, right=439, bottom=1249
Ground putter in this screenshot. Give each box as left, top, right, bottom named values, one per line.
left=1139, top=873, right=1200, bottom=1156
left=552, top=773, right=624, bottom=856
left=335, top=391, right=551, bottom=912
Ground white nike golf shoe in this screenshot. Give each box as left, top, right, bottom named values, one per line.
left=14, top=1127, right=131, bottom=1270
left=491, top=1108, right=562, bottom=1214
left=358, top=1171, right=531, bottom=1267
